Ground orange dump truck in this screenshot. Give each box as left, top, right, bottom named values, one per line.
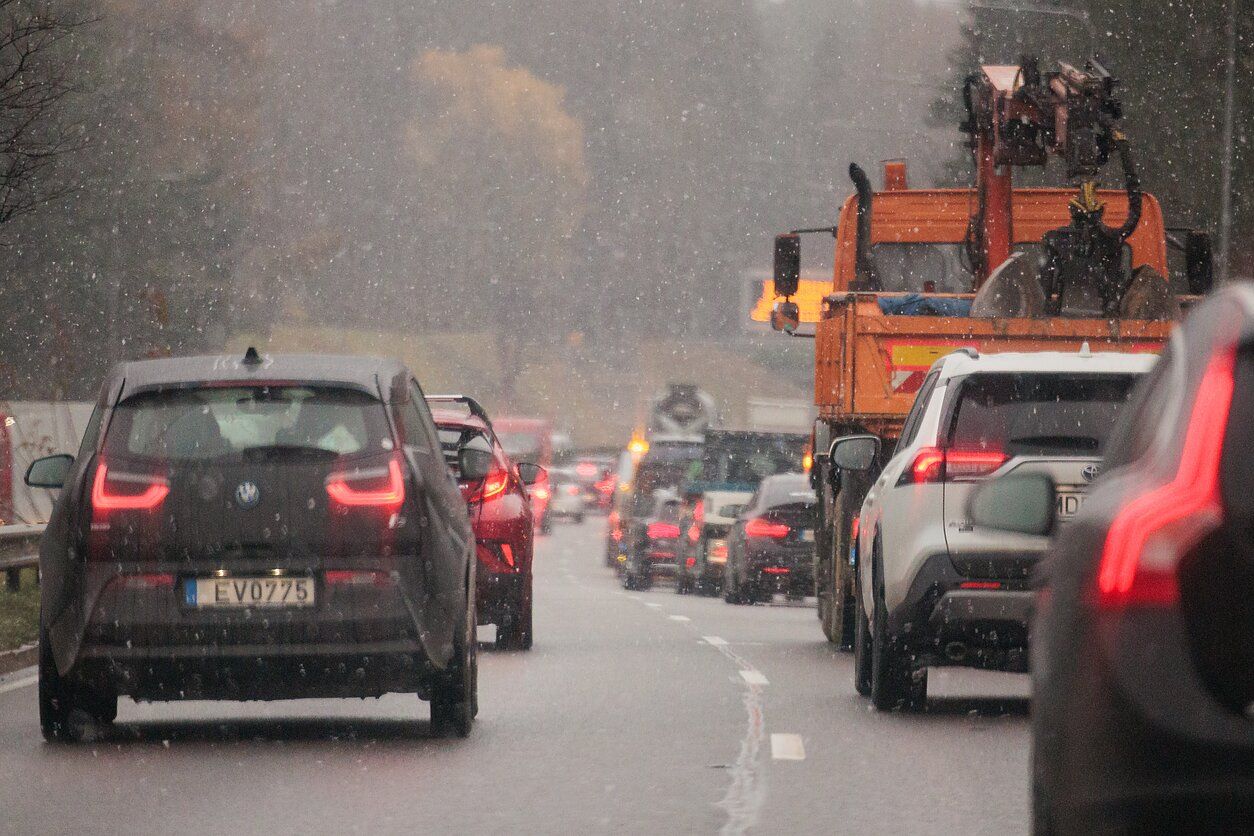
left=774, top=163, right=1212, bottom=649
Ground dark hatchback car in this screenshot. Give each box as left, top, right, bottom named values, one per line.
left=620, top=489, right=683, bottom=590
left=26, top=351, right=479, bottom=741
left=430, top=396, right=542, bottom=651
left=971, top=286, right=1254, bottom=833
left=722, top=473, right=816, bottom=604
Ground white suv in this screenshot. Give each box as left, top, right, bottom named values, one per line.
left=833, top=348, right=1156, bottom=711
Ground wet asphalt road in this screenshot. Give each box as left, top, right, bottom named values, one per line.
left=0, top=518, right=1030, bottom=835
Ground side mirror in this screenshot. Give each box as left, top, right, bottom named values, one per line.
left=770, top=300, right=801, bottom=334
left=967, top=473, right=1056, bottom=537
left=517, top=462, right=545, bottom=486
left=457, top=447, right=494, bottom=482
left=829, top=435, right=879, bottom=473
left=719, top=504, right=745, bottom=519
left=773, top=233, right=801, bottom=298
left=1185, top=230, right=1214, bottom=295
left=26, top=454, right=74, bottom=489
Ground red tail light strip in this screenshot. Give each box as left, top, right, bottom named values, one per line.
left=744, top=517, right=790, bottom=539
left=91, top=463, right=169, bottom=511
left=1097, top=348, right=1236, bottom=606
left=907, top=447, right=1007, bottom=484
left=326, top=456, right=406, bottom=509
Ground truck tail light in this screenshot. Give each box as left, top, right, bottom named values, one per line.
left=1097, top=348, right=1235, bottom=608
left=904, top=447, right=1007, bottom=484
left=647, top=521, right=681, bottom=540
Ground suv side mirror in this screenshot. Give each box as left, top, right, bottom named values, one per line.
left=773, top=233, right=801, bottom=298
left=829, top=435, right=879, bottom=473
left=26, top=454, right=74, bottom=489
left=1185, top=230, right=1214, bottom=295
left=967, top=473, right=1056, bottom=537
left=458, top=447, right=493, bottom=482
left=517, top=462, right=545, bottom=486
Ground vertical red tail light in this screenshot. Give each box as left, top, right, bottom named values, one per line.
left=688, top=499, right=705, bottom=542
left=1097, top=348, right=1235, bottom=607
left=326, top=455, right=406, bottom=510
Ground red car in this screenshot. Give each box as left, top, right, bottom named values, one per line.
left=429, top=397, right=543, bottom=650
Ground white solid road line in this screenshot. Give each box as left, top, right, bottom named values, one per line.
left=739, top=669, right=769, bottom=687
left=0, top=674, right=37, bottom=695
left=667, top=615, right=690, bottom=622
left=770, top=733, right=806, bottom=761
left=702, top=636, right=728, bottom=646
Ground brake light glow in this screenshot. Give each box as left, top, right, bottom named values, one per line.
left=1097, top=348, right=1235, bottom=607
left=959, top=580, right=1003, bottom=590
left=745, top=517, right=790, bottom=539
left=91, top=463, right=169, bottom=511
left=116, top=572, right=175, bottom=589
left=906, top=447, right=1007, bottom=484
left=326, top=456, right=405, bottom=509
left=648, top=521, right=681, bottom=540
left=850, top=515, right=860, bottom=541
left=479, top=468, right=509, bottom=502
left=532, top=485, right=550, bottom=502
left=762, top=567, right=791, bottom=575
left=689, top=499, right=705, bottom=542
left=576, top=462, right=598, bottom=478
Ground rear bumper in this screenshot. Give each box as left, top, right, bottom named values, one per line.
left=928, top=590, right=1034, bottom=629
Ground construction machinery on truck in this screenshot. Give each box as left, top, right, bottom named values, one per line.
left=769, top=55, right=1215, bottom=648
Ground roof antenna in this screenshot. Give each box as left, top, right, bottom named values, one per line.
left=242, top=346, right=263, bottom=366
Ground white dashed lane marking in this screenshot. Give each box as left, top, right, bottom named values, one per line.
left=644, top=602, right=661, bottom=609
left=702, top=636, right=728, bottom=646
left=770, top=733, right=806, bottom=761
left=667, top=615, right=690, bottom=622
left=739, top=669, right=769, bottom=687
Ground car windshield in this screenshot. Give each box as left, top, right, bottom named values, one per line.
left=947, top=373, right=1141, bottom=455
left=104, top=386, right=390, bottom=461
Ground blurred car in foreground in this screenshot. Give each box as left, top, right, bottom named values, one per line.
left=28, top=351, right=478, bottom=740
left=430, top=396, right=543, bottom=650
left=722, top=473, right=816, bottom=604
left=846, top=348, right=1153, bottom=712
left=675, top=429, right=808, bottom=596
left=621, top=489, right=683, bottom=590
left=971, top=287, right=1254, bottom=833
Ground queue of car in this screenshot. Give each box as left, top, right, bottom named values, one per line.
left=24, top=351, right=554, bottom=742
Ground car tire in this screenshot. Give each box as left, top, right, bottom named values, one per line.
left=539, top=517, right=552, bottom=535
left=38, top=628, right=112, bottom=742
left=870, top=562, right=925, bottom=712
left=431, top=592, right=478, bottom=737
left=853, top=584, right=873, bottom=697
left=496, top=576, right=534, bottom=651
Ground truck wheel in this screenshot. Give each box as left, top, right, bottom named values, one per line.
left=853, top=583, right=873, bottom=697
left=870, top=562, right=926, bottom=712
left=431, top=594, right=478, bottom=737
left=830, top=469, right=870, bottom=651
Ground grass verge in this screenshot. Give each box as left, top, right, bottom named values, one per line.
left=0, top=569, right=39, bottom=652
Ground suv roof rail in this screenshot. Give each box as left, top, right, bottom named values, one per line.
left=952, top=346, right=980, bottom=359
left=424, top=394, right=493, bottom=429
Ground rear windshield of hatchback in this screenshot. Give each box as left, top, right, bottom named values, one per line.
left=104, top=386, right=392, bottom=461
left=947, top=373, right=1141, bottom=456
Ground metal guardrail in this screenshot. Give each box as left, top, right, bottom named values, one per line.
left=0, top=524, right=44, bottom=592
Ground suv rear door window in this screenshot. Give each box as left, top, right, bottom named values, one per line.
left=947, top=373, right=1140, bottom=456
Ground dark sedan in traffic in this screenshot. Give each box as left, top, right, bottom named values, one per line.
left=722, top=473, right=816, bottom=605
left=27, top=350, right=479, bottom=740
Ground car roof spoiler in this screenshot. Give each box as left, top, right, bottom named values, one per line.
left=425, top=394, right=494, bottom=429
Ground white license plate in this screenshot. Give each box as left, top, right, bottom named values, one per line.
left=800, top=529, right=815, bottom=542
left=185, top=576, right=315, bottom=608
left=1056, top=491, right=1086, bottom=518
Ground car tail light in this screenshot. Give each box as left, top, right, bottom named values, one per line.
left=708, top=541, right=729, bottom=563
left=850, top=515, right=860, bottom=541
left=686, top=556, right=696, bottom=568
left=326, top=455, right=405, bottom=509
left=474, top=468, right=509, bottom=502
left=648, top=521, right=681, bottom=540
left=904, top=447, right=1007, bottom=484
left=1097, top=348, right=1235, bottom=608
left=576, top=461, right=598, bottom=478
left=960, top=580, right=1002, bottom=590
left=565, top=484, right=580, bottom=496
left=115, top=572, right=176, bottom=589
left=745, top=517, right=790, bottom=539
left=91, top=462, right=169, bottom=512
left=762, top=566, right=791, bottom=575
left=689, top=499, right=705, bottom=542
left=532, top=485, right=550, bottom=502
